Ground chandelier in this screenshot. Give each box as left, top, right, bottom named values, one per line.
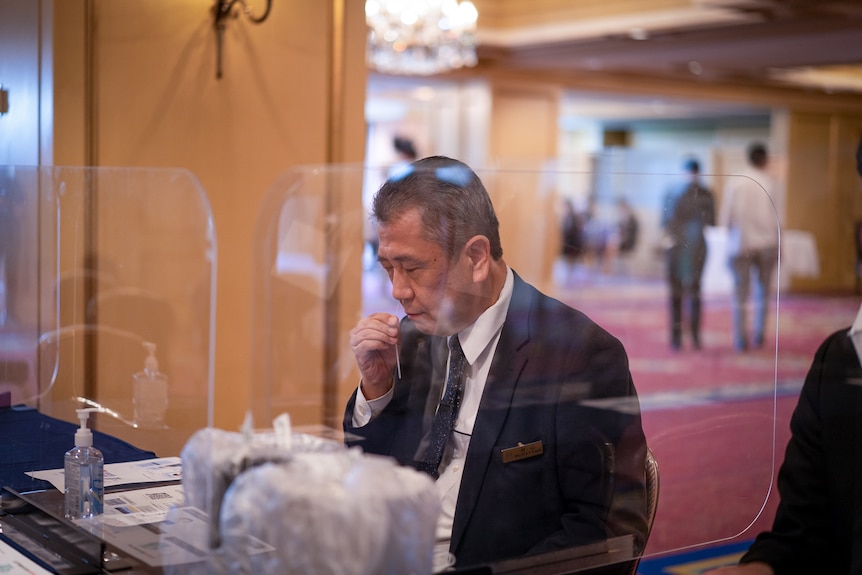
left=365, top=0, right=479, bottom=75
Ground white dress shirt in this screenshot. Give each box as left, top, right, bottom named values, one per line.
left=719, top=166, right=781, bottom=254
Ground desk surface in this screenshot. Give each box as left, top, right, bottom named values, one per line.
left=1, top=407, right=640, bottom=575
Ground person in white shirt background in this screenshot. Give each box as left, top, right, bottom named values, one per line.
left=719, top=142, right=781, bottom=351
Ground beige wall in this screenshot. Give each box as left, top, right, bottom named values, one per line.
left=52, top=0, right=367, bottom=433
left=488, top=81, right=561, bottom=290
left=783, top=111, right=862, bottom=293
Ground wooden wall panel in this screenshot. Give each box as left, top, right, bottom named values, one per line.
left=488, top=85, right=559, bottom=290
left=785, top=112, right=862, bottom=292
left=50, top=0, right=368, bottom=433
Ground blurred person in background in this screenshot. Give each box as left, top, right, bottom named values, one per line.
left=661, top=159, right=715, bottom=350
left=616, top=197, right=639, bottom=258
left=719, top=143, right=780, bottom=351
left=389, top=135, right=419, bottom=180
left=559, top=197, right=586, bottom=283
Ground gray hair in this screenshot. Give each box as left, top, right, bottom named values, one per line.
left=372, top=156, right=503, bottom=260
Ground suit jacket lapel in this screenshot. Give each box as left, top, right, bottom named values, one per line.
left=450, top=273, right=533, bottom=551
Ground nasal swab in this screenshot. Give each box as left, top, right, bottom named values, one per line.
left=393, top=310, right=402, bottom=379
left=395, top=341, right=402, bottom=379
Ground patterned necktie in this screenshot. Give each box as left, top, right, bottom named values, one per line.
left=417, top=335, right=467, bottom=479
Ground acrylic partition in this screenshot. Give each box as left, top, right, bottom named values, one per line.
left=0, top=166, right=216, bottom=573
left=245, top=161, right=784, bottom=575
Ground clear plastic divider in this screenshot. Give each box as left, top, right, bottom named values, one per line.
left=0, top=160, right=787, bottom=573
left=247, top=161, right=783, bottom=573
left=0, top=165, right=216, bottom=572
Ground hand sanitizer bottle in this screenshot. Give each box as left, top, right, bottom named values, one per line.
left=64, top=408, right=104, bottom=520
left=133, top=341, right=168, bottom=428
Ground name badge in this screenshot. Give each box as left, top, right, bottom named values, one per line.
left=501, top=440, right=544, bottom=463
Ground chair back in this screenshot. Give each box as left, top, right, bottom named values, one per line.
left=645, top=448, right=660, bottom=535
left=626, top=447, right=660, bottom=575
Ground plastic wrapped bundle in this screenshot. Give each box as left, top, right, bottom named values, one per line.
left=219, top=450, right=440, bottom=575
left=180, top=426, right=343, bottom=549
left=361, top=456, right=442, bottom=574
left=181, top=427, right=251, bottom=548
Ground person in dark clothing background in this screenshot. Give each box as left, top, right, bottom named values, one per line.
left=662, top=158, right=716, bottom=350
left=559, top=197, right=586, bottom=282
left=616, top=197, right=639, bottom=257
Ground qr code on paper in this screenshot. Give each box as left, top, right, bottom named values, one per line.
left=146, top=492, right=173, bottom=500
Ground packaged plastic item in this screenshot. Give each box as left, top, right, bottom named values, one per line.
left=133, top=341, right=168, bottom=428
left=219, top=452, right=439, bottom=575
left=177, top=415, right=439, bottom=575
left=64, top=408, right=104, bottom=520
left=180, top=416, right=340, bottom=549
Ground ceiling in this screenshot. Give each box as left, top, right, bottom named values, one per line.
left=366, top=0, right=862, bottom=125
left=472, top=0, right=862, bottom=97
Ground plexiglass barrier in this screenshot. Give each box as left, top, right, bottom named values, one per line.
left=0, top=159, right=814, bottom=574
left=0, top=166, right=216, bottom=572
left=243, top=160, right=792, bottom=574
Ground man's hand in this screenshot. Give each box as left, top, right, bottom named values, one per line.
left=705, top=562, right=773, bottom=575
left=350, top=312, right=400, bottom=400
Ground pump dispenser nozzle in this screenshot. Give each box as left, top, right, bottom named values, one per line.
left=74, top=408, right=99, bottom=448
left=143, top=341, right=159, bottom=372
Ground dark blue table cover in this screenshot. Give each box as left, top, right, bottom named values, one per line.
left=0, top=405, right=156, bottom=493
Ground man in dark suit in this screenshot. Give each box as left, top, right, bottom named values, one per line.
left=709, top=137, right=862, bottom=575
left=344, top=156, right=648, bottom=570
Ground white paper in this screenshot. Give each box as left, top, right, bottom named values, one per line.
left=76, top=506, right=211, bottom=567
left=0, top=538, right=53, bottom=575
left=27, top=456, right=182, bottom=492
left=74, top=505, right=274, bottom=568
left=99, top=484, right=186, bottom=525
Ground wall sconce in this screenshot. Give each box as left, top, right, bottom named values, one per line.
left=213, top=0, right=273, bottom=79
